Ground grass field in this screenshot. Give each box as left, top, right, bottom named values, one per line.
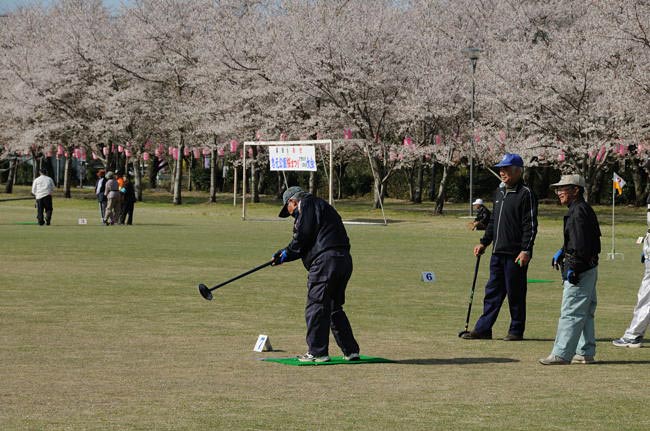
left=1, top=187, right=649, bottom=430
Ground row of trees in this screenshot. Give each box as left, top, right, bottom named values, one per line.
left=1, top=0, right=649, bottom=208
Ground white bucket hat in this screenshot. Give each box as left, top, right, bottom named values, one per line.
left=472, top=198, right=484, bottom=206
left=550, top=174, right=586, bottom=189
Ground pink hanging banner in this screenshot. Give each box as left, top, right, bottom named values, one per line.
left=558, top=150, right=565, bottom=162
left=172, top=148, right=179, bottom=160
left=57, top=144, right=64, bottom=156
left=435, top=135, right=442, bottom=146
left=118, top=145, right=124, bottom=153
left=217, top=148, right=225, bottom=157
left=143, top=152, right=150, bottom=161
left=202, top=148, right=210, bottom=156
left=183, top=147, right=190, bottom=157
left=125, top=149, right=132, bottom=157
left=193, top=148, right=201, bottom=159
left=230, top=140, right=239, bottom=153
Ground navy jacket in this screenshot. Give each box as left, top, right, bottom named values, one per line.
left=562, top=197, right=601, bottom=274
left=283, top=194, right=350, bottom=269
left=481, top=181, right=538, bottom=257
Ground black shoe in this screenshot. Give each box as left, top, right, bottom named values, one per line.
left=503, top=333, right=523, bottom=341
left=461, top=331, right=492, bottom=340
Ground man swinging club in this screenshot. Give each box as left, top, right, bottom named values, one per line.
left=272, top=186, right=360, bottom=363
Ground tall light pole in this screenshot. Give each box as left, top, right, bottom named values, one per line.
left=462, top=47, right=481, bottom=216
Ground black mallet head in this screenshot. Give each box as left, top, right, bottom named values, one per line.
left=198, top=283, right=213, bottom=301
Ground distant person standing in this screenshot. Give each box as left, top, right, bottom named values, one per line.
left=471, top=198, right=491, bottom=231
left=612, top=193, right=650, bottom=348
left=462, top=153, right=538, bottom=341
left=119, top=176, right=137, bottom=225
left=31, top=167, right=55, bottom=226
left=95, top=170, right=107, bottom=223
left=103, top=171, right=121, bottom=225
left=540, top=175, right=601, bottom=365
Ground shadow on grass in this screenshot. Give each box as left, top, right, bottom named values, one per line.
left=397, top=357, right=519, bottom=365
left=594, top=360, right=650, bottom=365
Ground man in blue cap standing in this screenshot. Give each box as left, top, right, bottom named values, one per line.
left=462, top=153, right=539, bottom=341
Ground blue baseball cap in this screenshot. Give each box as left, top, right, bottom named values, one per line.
left=494, top=153, right=524, bottom=168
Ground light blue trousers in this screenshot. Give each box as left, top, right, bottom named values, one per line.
left=551, top=266, right=598, bottom=360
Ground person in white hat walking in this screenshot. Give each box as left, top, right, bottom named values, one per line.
left=540, top=174, right=601, bottom=365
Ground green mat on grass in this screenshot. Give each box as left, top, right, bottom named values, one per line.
left=15, top=221, right=39, bottom=225
left=262, top=355, right=394, bottom=366
left=527, top=279, right=555, bottom=283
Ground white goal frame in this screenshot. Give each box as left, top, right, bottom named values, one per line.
left=242, top=139, right=333, bottom=220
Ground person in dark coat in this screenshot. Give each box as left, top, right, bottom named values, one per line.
left=471, top=198, right=491, bottom=231
left=272, top=186, right=360, bottom=363
left=540, top=174, right=601, bottom=365
left=118, top=176, right=137, bottom=225
left=462, top=153, right=539, bottom=341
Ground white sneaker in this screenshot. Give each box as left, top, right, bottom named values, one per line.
left=571, top=354, right=595, bottom=364
left=344, top=352, right=360, bottom=361
left=297, top=352, right=330, bottom=363
left=612, top=337, right=642, bottom=348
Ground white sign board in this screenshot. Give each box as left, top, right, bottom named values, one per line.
left=253, top=334, right=273, bottom=352
left=269, top=146, right=317, bottom=171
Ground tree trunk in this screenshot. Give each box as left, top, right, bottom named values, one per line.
left=434, top=165, right=452, bottom=214
left=134, top=157, right=143, bottom=202
left=414, top=158, right=424, bottom=204
left=309, top=171, right=317, bottom=196
left=368, top=155, right=385, bottom=209
left=148, top=156, right=156, bottom=189
left=4, top=158, right=15, bottom=193
left=173, top=137, right=184, bottom=205
left=631, top=163, right=644, bottom=206
left=64, top=155, right=72, bottom=198
left=32, top=154, right=39, bottom=181
left=188, top=156, right=193, bottom=192
left=209, top=148, right=217, bottom=203
left=428, top=162, right=436, bottom=201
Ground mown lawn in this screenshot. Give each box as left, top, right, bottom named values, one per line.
left=1, top=187, right=649, bottom=430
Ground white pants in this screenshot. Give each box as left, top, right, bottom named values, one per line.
left=623, top=238, right=650, bottom=339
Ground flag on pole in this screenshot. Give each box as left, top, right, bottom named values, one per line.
left=613, top=172, right=626, bottom=196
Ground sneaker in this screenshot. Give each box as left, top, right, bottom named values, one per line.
left=612, top=337, right=642, bottom=348
left=344, top=352, right=360, bottom=361
left=538, top=354, right=570, bottom=365
left=297, top=352, right=330, bottom=363
left=503, top=333, right=523, bottom=341
left=460, top=330, right=492, bottom=340
left=571, top=354, right=595, bottom=364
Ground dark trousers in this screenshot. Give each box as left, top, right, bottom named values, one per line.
left=119, top=202, right=134, bottom=225
left=305, top=250, right=359, bottom=357
left=36, top=195, right=53, bottom=225
left=473, top=253, right=528, bottom=336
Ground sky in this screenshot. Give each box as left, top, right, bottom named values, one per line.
left=0, top=0, right=132, bottom=14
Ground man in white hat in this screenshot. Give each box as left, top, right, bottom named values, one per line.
left=471, top=198, right=491, bottom=231
left=540, top=174, right=601, bottom=365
